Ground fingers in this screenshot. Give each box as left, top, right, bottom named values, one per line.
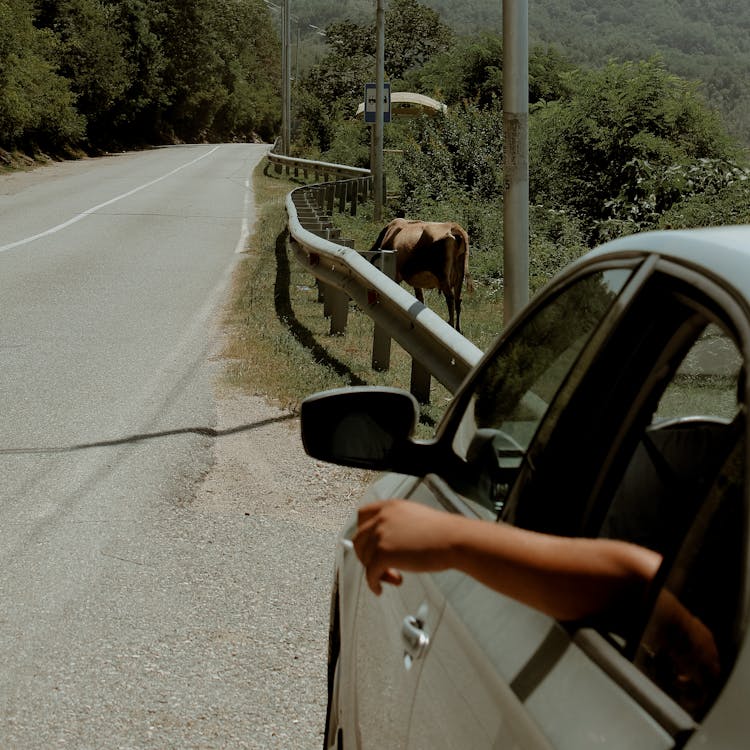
left=353, top=514, right=387, bottom=594
left=353, top=498, right=453, bottom=594
left=381, top=568, right=403, bottom=586
left=354, top=500, right=403, bottom=595
left=356, top=500, right=387, bottom=525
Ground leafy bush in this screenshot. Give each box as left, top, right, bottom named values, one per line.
left=658, top=172, right=750, bottom=228
left=529, top=58, right=737, bottom=242
left=396, top=102, right=504, bottom=210
left=321, top=119, right=371, bottom=169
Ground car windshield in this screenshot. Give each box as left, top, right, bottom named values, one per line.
left=451, top=268, right=632, bottom=511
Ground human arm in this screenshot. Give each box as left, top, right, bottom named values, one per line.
left=353, top=499, right=662, bottom=622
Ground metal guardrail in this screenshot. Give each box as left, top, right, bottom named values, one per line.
left=267, top=151, right=483, bottom=401
left=265, top=150, right=370, bottom=182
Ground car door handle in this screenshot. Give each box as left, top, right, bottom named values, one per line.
left=402, top=615, right=430, bottom=665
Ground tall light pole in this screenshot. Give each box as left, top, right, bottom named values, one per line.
left=281, top=0, right=292, bottom=154
left=503, top=0, right=529, bottom=323
left=373, top=0, right=386, bottom=221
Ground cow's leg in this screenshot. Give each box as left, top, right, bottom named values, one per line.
left=414, top=287, right=425, bottom=303
left=455, top=295, right=462, bottom=333
left=444, top=291, right=456, bottom=329
left=437, top=280, right=456, bottom=329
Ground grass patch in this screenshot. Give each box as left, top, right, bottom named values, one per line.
left=223, top=164, right=478, bottom=434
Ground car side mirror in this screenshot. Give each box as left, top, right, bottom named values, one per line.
left=300, top=386, right=420, bottom=470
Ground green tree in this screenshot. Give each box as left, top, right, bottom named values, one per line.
left=150, top=0, right=279, bottom=142
left=102, top=0, right=169, bottom=146
left=384, top=0, right=452, bottom=81
left=296, top=0, right=452, bottom=150
left=34, top=0, right=130, bottom=146
left=406, top=35, right=572, bottom=109
left=0, top=0, right=83, bottom=150
left=207, top=0, right=280, bottom=141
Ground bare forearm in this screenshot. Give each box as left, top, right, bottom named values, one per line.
left=354, top=500, right=662, bottom=622
left=447, top=517, right=661, bottom=621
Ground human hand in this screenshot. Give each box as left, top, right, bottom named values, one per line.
left=352, top=499, right=457, bottom=595
left=638, top=589, right=721, bottom=716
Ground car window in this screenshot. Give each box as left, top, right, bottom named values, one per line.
left=593, top=316, right=746, bottom=721
left=634, top=437, right=745, bottom=720
left=451, top=268, right=632, bottom=513
left=655, top=322, right=743, bottom=422
left=599, top=321, right=742, bottom=554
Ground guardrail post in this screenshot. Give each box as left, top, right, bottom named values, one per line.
left=326, top=184, right=335, bottom=215
left=328, top=287, right=349, bottom=335
left=372, top=250, right=396, bottom=371
left=351, top=183, right=358, bottom=217
left=338, top=182, right=346, bottom=214
left=410, top=360, right=432, bottom=404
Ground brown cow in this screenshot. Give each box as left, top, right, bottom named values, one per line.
left=369, top=218, right=473, bottom=332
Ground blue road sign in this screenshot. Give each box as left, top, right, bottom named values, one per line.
left=364, top=82, right=391, bottom=123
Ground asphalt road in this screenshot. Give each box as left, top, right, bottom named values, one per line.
left=0, top=144, right=362, bottom=748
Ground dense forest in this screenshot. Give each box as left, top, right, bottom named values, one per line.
left=0, top=0, right=280, bottom=155
left=294, top=0, right=750, bottom=145
left=3, top=0, right=747, bottom=152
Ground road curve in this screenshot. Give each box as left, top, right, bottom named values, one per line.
left=0, top=144, right=360, bottom=747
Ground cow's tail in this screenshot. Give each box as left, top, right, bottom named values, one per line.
left=369, top=224, right=391, bottom=254
left=456, top=227, right=474, bottom=293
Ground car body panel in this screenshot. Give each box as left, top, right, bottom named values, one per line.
left=332, top=472, right=422, bottom=749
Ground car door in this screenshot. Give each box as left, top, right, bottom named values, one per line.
left=405, top=259, right=748, bottom=748
left=398, top=263, right=643, bottom=748
left=507, top=270, right=748, bottom=748
left=340, top=263, right=635, bottom=750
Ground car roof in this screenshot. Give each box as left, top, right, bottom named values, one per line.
left=579, top=225, right=750, bottom=300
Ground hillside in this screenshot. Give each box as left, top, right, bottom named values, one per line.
left=293, top=0, right=750, bottom=143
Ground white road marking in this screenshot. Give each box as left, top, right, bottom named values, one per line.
left=0, top=145, right=221, bottom=254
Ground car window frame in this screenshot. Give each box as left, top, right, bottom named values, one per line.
left=501, top=260, right=744, bottom=530
left=580, top=259, right=750, bottom=541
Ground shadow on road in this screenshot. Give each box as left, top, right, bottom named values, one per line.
left=0, top=413, right=297, bottom=455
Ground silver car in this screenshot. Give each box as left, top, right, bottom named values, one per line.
left=301, top=226, right=750, bottom=749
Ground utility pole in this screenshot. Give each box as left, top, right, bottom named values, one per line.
left=281, top=0, right=292, bottom=154
left=373, top=0, right=385, bottom=221
left=503, top=0, right=529, bottom=323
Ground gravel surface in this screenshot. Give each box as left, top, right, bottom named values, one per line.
left=190, top=384, right=368, bottom=748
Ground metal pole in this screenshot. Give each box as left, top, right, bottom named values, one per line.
left=503, top=0, right=529, bottom=323
left=281, top=0, right=291, bottom=154
left=373, top=0, right=385, bottom=222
